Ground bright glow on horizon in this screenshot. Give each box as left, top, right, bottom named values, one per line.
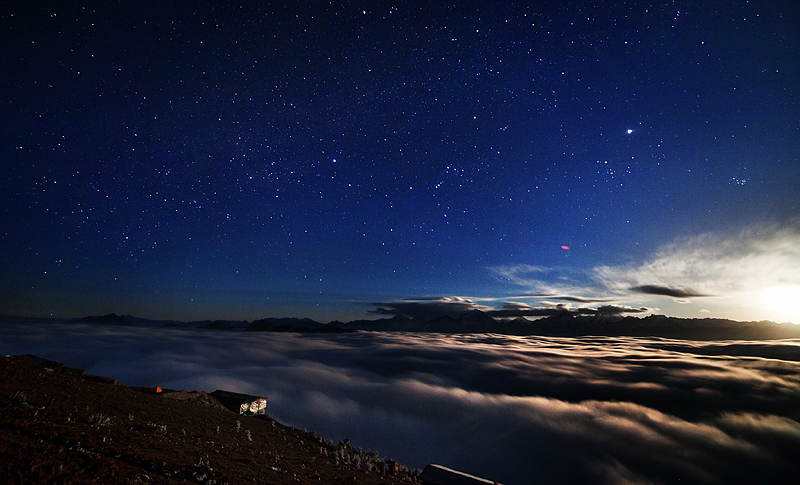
left=761, top=285, right=800, bottom=324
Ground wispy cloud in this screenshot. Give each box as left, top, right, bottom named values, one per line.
left=486, top=265, right=562, bottom=293
left=487, top=265, right=605, bottom=309
left=630, top=285, right=714, bottom=298
left=521, top=294, right=613, bottom=303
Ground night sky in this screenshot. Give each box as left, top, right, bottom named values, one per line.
left=2, top=1, right=799, bottom=323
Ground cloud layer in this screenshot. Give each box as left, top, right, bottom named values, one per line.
left=2, top=319, right=799, bottom=484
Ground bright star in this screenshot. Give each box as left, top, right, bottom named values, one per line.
left=627, top=129, right=633, bottom=134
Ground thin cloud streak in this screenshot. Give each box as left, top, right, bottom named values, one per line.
left=524, top=294, right=615, bottom=303
left=1, top=320, right=798, bottom=484
left=630, top=285, right=714, bottom=298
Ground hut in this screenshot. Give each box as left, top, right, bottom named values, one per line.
left=210, top=390, right=267, bottom=415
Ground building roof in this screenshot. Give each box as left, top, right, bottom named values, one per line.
left=210, top=390, right=267, bottom=415
left=419, top=464, right=498, bottom=485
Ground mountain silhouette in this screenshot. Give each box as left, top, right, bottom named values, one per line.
left=75, top=311, right=800, bottom=340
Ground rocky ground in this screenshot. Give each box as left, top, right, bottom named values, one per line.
left=0, top=355, right=420, bottom=484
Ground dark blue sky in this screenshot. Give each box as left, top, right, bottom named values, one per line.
left=3, top=1, right=799, bottom=322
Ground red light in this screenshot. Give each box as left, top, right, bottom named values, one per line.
left=561, top=246, right=570, bottom=250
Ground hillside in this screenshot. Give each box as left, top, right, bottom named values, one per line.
left=0, top=355, right=419, bottom=484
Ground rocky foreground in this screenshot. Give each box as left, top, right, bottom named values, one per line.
left=0, top=355, right=419, bottom=484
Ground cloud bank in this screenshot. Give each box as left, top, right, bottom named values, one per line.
left=367, top=296, right=649, bottom=321
left=369, top=296, right=492, bottom=320
left=486, top=220, right=800, bottom=323
left=595, top=222, right=800, bottom=297
left=1, top=319, right=799, bottom=484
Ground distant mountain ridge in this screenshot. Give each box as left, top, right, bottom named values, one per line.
left=247, top=318, right=354, bottom=334
left=74, top=313, right=131, bottom=325
left=74, top=311, right=800, bottom=340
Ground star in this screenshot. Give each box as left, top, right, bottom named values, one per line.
left=1, top=0, right=796, bottom=325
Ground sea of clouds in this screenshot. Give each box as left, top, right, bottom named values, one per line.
left=2, top=319, right=799, bottom=484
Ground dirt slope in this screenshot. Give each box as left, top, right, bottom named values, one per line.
left=0, top=355, right=419, bottom=484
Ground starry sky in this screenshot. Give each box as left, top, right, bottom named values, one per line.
left=2, top=1, right=799, bottom=323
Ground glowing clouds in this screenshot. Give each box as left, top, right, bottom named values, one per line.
left=0, top=322, right=799, bottom=484
left=594, top=221, right=800, bottom=322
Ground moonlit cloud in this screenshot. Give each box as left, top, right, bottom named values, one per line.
left=488, top=220, right=800, bottom=323
left=2, top=320, right=799, bottom=484
left=592, top=305, right=649, bottom=314
left=483, top=301, right=648, bottom=318
left=595, top=221, right=800, bottom=322
left=595, top=222, right=800, bottom=296
left=482, top=301, right=567, bottom=317
left=367, top=297, right=649, bottom=320
left=369, top=296, right=492, bottom=320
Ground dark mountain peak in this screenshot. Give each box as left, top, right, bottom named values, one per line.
left=509, top=316, right=532, bottom=325
left=457, top=309, right=497, bottom=326
left=251, top=317, right=323, bottom=328
left=200, top=320, right=249, bottom=331
left=75, top=313, right=130, bottom=325
left=340, top=314, right=417, bottom=331
left=641, top=314, right=670, bottom=324
left=535, top=310, right=575, bottom=325
left=426, top=314, right=458, bottom=325
left=247, top=320, right=279, bottom=332
left=246, top=319, right=354, bottom=334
